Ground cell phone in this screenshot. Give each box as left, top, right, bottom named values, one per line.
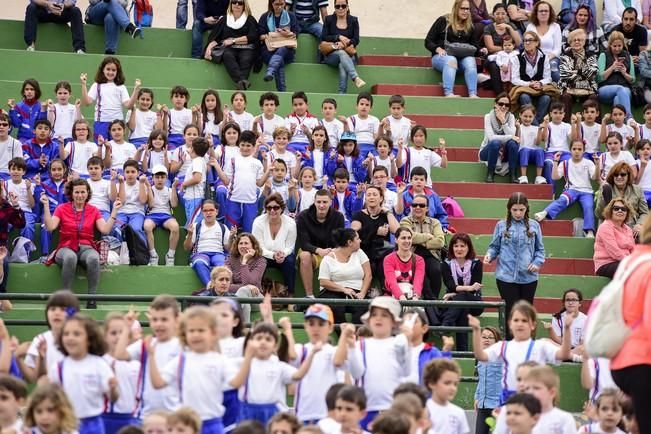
left=51, top=2, right=63, bottom=9
left=618, top=57, right=626, bottom=63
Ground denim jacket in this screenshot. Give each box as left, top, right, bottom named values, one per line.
left=486, top=219, right=545, bottom=284
left=474, top=360, right=502, bottom=409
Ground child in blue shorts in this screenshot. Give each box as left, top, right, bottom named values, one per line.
left=144, top=164, right=180, bottom=266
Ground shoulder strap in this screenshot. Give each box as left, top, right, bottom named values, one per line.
left=58, top=360, right=64, bottom=384
left=411, top=255, right=416, bottom=281
left=219, top=222, right=227, bottom=246
left=524, top=339, right=535, bottom=361
left=192, top=221, right=202, bottom=254
left=177, top=352, right=185, bottom=402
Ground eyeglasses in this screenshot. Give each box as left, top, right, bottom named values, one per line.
left=459, top=7, right=470, bottom=10
left=231, top=1, right=244, bottom=5
left=524, top=39, right=536, bottom=44
left=266, top=205, right=281, bottom=211
left=538, top=9, right=550, bottom=13
left=0, top=123, right=9, bottom=127
left=612, top=206, right=627, bottom=212
left=334, top=4, right=347, bottom=9
left=614, top=172, right=628, bottom=178
left=412, top=203, right=428, bottom=208
left=497, top=102, right=510, bottom=108
left=565, top=298, right=580, bottom=303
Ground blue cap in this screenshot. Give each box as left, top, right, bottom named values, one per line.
left=341, top=131, right=357, bottom=142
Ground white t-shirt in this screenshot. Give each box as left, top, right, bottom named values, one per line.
left=109, top=141, right=137, bottom=170
left=318, top=417, right=341, bottom=434
left=485, top=339, right=560, bottom=391
left=546, top=122, right=572, bottom=153
left=383, top=189, right=398, bottom=212
left=581, top=122, right=601, bottom=154
left=52, top=103, right=78, bottom=139
left=128, top=109, right=158, bottom=140
left=587, top=357, right=618, bottom=401
left=65, top=141, right=98, bottom=175
left=144, top=149, right=170, bottom=171
left=551, top=311, right=587, bottom=348
left=400, top=147, right=442, bottom=186
left=102, top=354, right=140, bottom=414
left=357, top=335, right=411, bottom=411
left=494, top=406, right=577, bottom=434
left=48, top=355, right=115, bottom=419
left=171, top=145, right=193, bottom=176
left=519, top=124, right=539, bottom=150
left=24, top=330, right=64, bottom=372
left=224, top=154, right=264, bottom=203
left=557, top=159, right=595, bottom=194
left=6, top=179, right=34, bottom=212
left=203, top=112, right=222, bottom=138
left=286, top=114, right=320, bottom=144
left=347, top=114, right=380, bottom=145
left=297, top=188, right=317, bottom=213
left=149, top=186, right=172, bottom=215
left=162, top=351, right=235, bottom=420
left=321, top=118, right=344, bottom=148
left=310, top=149, right=326, bottom=185
left=127, top=337, right=181, bottom=416
left=404, top=342, right=425, bottom=384
left=319, top=250, right=369, bottom=292
left=606, top=123, right=635, bottom=142
left=578, top=423, right=626, bottom=434
left=599, top=151, right=636, bottom=182
left=168, top=108, right=193, bottom=135
left=190, top=220, right=230, bottom=253
left=526, top=22, right=562, bottom=57
left=292, top=342, right=364, bottom=421
left=88, top=82, right=129, bottom=122
left=636, top=160, right=651, bottom=190
left=120, top=182, right=145, bottom=215
left=385, top=115, right=412, bottom=145
left=88, top=178, right=111, bottom=212
left=639, top=123, right=651, bottom=141
left=426, top=399, right=470, bottom=434
left=0, top=137, right=22, bottom=174
left=183, top=157, right=206, bottom=200
left=230, top=111, right=255, bottom=132
left=269, top=149, right=298, bottom=173
left=259, top=114, right=286, bottom=144
left=240, top=356, right=296, bottom=410
left=219, top=336, right=245, bottom=359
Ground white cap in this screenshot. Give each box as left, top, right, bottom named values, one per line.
left=152, top=164, right=168, bottom=175
left=361, top=296, right=403, bottom=324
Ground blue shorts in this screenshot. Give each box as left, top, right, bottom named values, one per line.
left=223, top=389, right=241, bottom=432
left=202, top=417, right=224, bottom=434
left=103, top=412, right=139, bottom=434
left=360, top=410, right=379, bottom=431
left=146, top=213, right=173, bottom=227
left=168, top=133, right=184, bottom=150
left=94, top=121, right=111, bottom=142
left=240, top=403, right=278, bottom=426
left=131, top=137, right=148, bottom=146
left=500, top=389, right=516, bottom=405
left=80, top=415, right=106, bottom=434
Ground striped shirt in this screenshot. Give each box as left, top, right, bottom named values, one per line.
left=286, top=0, right=327, bottom=21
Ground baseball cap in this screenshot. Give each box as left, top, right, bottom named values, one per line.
left=152, top=164, right=168, bottom=175
left=340, top=131, right=357, bottom=142
left=304, top=303, right=334, bottom=324
left=361, top=296, right=402, bottom=324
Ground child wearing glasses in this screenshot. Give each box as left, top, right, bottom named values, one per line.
left=534, top=140, right=598, bottom=237
left=597, top=131, right=636, bottom=184
left=0, top=113, right=23, bottom=181
left=543, top=288, right=587, bottom=361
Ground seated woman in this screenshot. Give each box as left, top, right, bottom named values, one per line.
left=441, top=233, right=483, bottom=352
left=598, top=31, right=636, bottom=119
left=351, top=186, right=399, bottom=288
left=506, top=0, right=535, bottom=33
left=561, top=5, right=606, bottom=54
left=559, top=29, right=599, bottom=122
left=595, top=162, right=649, bottom=236
left=383, top=227, right=425, bottom=300
left=400, top=194, right=446, bottom=303
left=526, top=1, right=562, bottom=82
left=593, top=197, right=636, bottom=278
left=41, top=179, right=122, bottom=309
left=225, top=233, right=266, bottom=324
left=479, top=93, right=520, bottom=183
left=204, top=0, right=259, bottom=90
left=482, top=3, right=522, bottom=95
left=318, top=228, right=371, bottom=324
left=425, top=0, right=483, bottom=98
left=85, top=0, right=141, bottom=54
left=637, top=45, right=651, bottom=103
left=251, top=193, right=297, bottom=295
left=258, top=0, right=298, bottom=91
left=558, top=0, right=598, bottom=27
left=320, top=0, right=365, bottom=94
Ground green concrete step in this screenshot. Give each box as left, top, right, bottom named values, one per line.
left=456, top=197, right=582, bottom=220
left=0, top=20, right=429, bottom=61
left=472, top=234, right=595, bottom=258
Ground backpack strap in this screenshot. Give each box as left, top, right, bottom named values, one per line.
left=293, top=345, right=309, bottom=413
left=57, top=359, right=64, bottom=384
left=524, top=339, right=535, bottom=361
left=500, top=340, right=508, bottom=390
left=191, top=221, right=202, bottom=255
left=134, top=339, right=148, bottom=415
left=177, top=352, right=185, bottom=402
left=219, top=222, right=227, bottom=247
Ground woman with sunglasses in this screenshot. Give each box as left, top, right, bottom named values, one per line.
left=204, top=0, right=259, bottom=90
left=258, top=0, right=298, bottom=91
left=252, top=193, right=297, bottom=296
left=479, top=93, right=520, bottom=183
left=320, top=0, right=365, bottom=94
left=595, top=162, right=649, bottom=236
left=593, top=197, right=636, bottom=278
left=425, top=0, right=482, bottom=97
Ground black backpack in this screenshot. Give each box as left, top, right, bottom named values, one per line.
left=122, top=225, right=150, bottom=266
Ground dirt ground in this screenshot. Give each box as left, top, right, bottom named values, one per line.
left=5, top=0, right=569, bottom=39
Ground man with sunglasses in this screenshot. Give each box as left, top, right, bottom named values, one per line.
left=191, top=0, right=228, bottom=58
left=285, top=0, right=328, bottom=38
left=0, top=114, right=23, bottom=182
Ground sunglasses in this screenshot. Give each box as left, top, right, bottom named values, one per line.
left=564, top=298, right=580, bottom=303
left=497, top=102, right=510, bottom=108
left=614, top=172, right=628, bottom=178
left=612, top=206, right=627, bottom=212
left=524, top=38, right=536, bottom=43
left=412, top=203, right=428, bottom=208
left=231, top=1, right=244, bottom=5
left=334, top=4, right=347, bottom=9
left=0, top=123, right=9, bottom=127
left=266, top=205, right=281, bottom=211
left=459, top=6, right=470, bottom=10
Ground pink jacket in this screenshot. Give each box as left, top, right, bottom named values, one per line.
left=383, top=252, right=425, bottom=299
left=612, top=245, right=651, bottom=370
left=593, top=220, right=635, bottom=273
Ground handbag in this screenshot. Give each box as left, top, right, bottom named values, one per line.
left=443, top=20, right=476, bottom=59
left=210, top=45, right=226, bottom=64
left=265, top=31, right=298, bottom=50
left=319, top=41, right=357, bottom=56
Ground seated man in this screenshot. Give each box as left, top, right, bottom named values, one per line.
left=296, top=189, right=344, bottom=299
left=613, top=7, right=648, bottom=66
left=191, top=0, right=229, bottom=59
left=286, top=0, right=328, bottom=38
left=24, top=0, right=86, bottom=53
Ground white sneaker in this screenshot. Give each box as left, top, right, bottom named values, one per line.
left=468, top=94, right=480, bottom=98
left=445, top=94, right=460, bottom=98
left=518, top=176, right=529, bottom=184
left=76, top=49, right=86, bottom=54
left=148, top=255, right=159, bottom=266
left=165, top=254, right=175, bottom=266
left=26, top=45, right=35, bottom=52
left=584, top=230, right=595, bottom=238
left=534, top=211, right=547, bottom=222
left=534, top=176, right=547, bottom=184
left=354, top=77, right=366, bottom=88
left=477, top=73, right=490, bottom=83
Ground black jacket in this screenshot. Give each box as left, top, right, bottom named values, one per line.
left=296, top=205, right=345, bottom=254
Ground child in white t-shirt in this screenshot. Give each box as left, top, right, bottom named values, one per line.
left=100, top=120, right=137, bottom=176
left=598, top=132, right=637, bottom=184
left=571, top=100, right=601, bottom=159
left=180, top=136, right=209, bottom=227
left=540, top=103, right=572, bottom=186
left=522, top=366, right=578, bottom=434
left=347, top=92, right=380, bottom=158
left=424, top=359, right=470, bottom=434
left=517, top=105, right=546, bottom=185
left=599, top=105, right=638, bottom=151
left=59, top=119, right=99, bottom=178
left=127, top=88, right=161, bottom=146
left=381, top=95, right=412, bottom=147
left=635, top=139, right=651, bottom=208
left=196, top=89, right=224, bottom=146
left=396, top=126, right=446, bottom=186
left=491, top=37, right=519, bottom=88
left=295, top=167, right=318, bottom=213
left=578, top=389, right=625, bottom=434
left=321, top=98, right=345, bottom=149
left=267, top=126, right=300, bottom=179
left=112, top=159, right=148, bottom=244
left=287, top=91, right=320, bottom=154
left=136, top=129, right=172, bottom=178
left=254, top=92, right=285, bottom=147
left=543, top=289, right=588, bottom=359
left=161, top=86, right=193, bottom=150
left=5, top=157, right=35, bottom=241
left=226, top=91, right=255, bottom=132
left=144, top=165, right=179, bottom=266
left=47, top=81, right=82, bottom=143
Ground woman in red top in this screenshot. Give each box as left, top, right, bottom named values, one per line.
left=40, top=179, right=122, bottom=308
left=383, top=227, right=425, bottom=300
left=610, top=217, right=651, bottom=432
